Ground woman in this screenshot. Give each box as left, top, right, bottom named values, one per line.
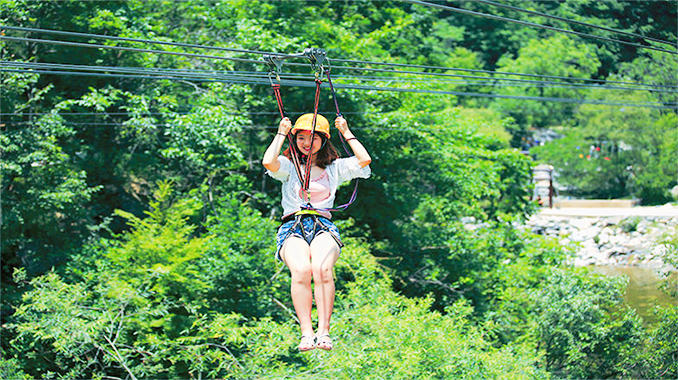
left=262, top=113, right=371, bottom=351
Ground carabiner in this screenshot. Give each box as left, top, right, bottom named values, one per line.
left=263, top=54, right=283, bottom=82
left=304, top=48, right=327, bottom=78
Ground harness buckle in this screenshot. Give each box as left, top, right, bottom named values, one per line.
left=296, top=208, right=320, bottom=216
left=263, top=54, right=284, bottom=83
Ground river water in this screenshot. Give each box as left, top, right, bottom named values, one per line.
left=592, top=265, right=677, bottom=325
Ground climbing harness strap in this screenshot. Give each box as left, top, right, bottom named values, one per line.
left=265, top=48, right=361, bottom=213
left=266, top=55, right=307, bottom=197
left=302, top=77, right=323, bottom=194
left=322, top=66, right=360, bottom=212
left=279, top=210, right=334, bottom=245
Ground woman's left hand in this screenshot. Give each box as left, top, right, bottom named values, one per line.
left=335, top=116, right=349, bottom=135
left=335, top=116, right=371, bottom=167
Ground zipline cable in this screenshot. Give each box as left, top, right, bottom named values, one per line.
left=0, top=35, right=261, bottom=64
left=0, top=111, right=365, bottom=117
left=320, top=63, right=678, bottom=90
left=327, top=58, right=678, bottom=89
left=3, top=67, right=675, bottom=109
left=5, top=66, right=676, bottom=108
left=254, top=63, right=678, bottom=92
left=400, top=0, right=678, bottom=55
left=5, top=61, right=675, bottom=93
left=3, top=25, right=674, bottom=89
left=7, top=61, right=677, bottom=100
left=6, top=60, right=677, bottom=104
left=0, top=25, right=287, bottom=57
left=473, top=0, right=677, bottom=47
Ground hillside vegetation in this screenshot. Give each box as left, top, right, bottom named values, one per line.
left=1, top=1, right=676, bottom=378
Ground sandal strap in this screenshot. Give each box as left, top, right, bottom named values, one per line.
left=299, top=335, right=315, bottom=346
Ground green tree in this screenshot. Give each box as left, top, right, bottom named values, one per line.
left=1, top=72, right=101, bottom=281
left=491, top=35, right=600, bottom=136
left=3, top=184, right=549, bottom=379
left=534, top=269, right=644, bottom=378
left=534, top=72, right=676, bottom=203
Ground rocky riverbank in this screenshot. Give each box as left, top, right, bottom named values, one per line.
left=526, top=211, right=677, bottom=270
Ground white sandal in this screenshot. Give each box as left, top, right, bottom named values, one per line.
left=298, top=335, right=316, bottom=351
left=316, top=334, right=333, bottom=351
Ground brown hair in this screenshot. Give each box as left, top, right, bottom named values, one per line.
left=283, top=134, right=339, bottom=169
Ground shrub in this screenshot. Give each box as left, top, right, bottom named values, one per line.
left=534, top=269, right=644, bottom=378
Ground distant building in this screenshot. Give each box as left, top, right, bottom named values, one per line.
left=533, top=164, right=554, bottom=207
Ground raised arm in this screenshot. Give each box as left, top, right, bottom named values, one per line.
left=262, top=117, right=293, bottom=172
left=335, top=117, right=371, bottom=168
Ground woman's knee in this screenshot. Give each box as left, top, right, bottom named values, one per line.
left=312, top=263, right=334, bottom=283
left=311, top=251, right=336, bottom=282
left=290, top=262, right=313, bottom=282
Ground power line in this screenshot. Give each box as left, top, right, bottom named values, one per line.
left=28, top=57, right=676, bottom=93
left=4, top=25, right=674, bottom=89
left=0, top=25, right=288, bottom=57
left=3, top=67, right=675, bottom=110
left=401, top=0, right=678, bottom=55
left=0, top=35, right=261, bottom=64
left=6, top=60, right=675, bottom=93
left=3, top=121, right=433, bottom=132
left=473, top=0, right=677, bottom=47
left=0, top=111, right=363, bottom=117
left=328, top=58, right=677, bottom=89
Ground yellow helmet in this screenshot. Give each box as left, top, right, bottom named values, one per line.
left=291, top=113, right=330, bottom=138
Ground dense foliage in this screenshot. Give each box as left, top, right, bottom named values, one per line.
left=1, top=0, right=676, bottom=378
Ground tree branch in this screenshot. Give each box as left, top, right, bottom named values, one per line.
left=271, top=296, right=299, bottom=324
left=103, top=335, right=138, bottom=380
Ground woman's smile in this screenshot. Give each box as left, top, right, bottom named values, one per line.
left=296, top=132, right=322, bottom=155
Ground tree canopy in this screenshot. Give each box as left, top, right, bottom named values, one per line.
left=1, top=1, right=676, bottom=378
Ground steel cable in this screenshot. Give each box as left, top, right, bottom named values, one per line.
left=401, top=0, right=678, bottom=55
left=3, top=66, right=675, bottom=109
left=3, top=25, right=674, bottom=89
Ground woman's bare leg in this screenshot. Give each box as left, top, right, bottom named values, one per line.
left=310, top=233, right=340, bottom=336
left=281, top=236, right=314, bottom=337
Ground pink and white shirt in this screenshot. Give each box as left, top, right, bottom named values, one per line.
left=266, top=155, right=371, bottom=219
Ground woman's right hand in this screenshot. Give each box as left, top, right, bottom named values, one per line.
left=278, top=117, right=292, bottom=135
left=264, top=118, right=291, bottom=172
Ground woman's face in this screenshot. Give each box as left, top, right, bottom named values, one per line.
left=295, top=131, right=324, bottom=156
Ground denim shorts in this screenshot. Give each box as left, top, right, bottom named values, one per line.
left=275, top=215, right=343, bottom=262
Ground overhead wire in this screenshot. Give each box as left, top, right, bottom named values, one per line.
left=272, top=65, right=676, bottom=92
left=0, top=111, right=364, bottom=117
left=4, top=60, right=677, bottom=108
left=2, top=24, right=675, bottom=109
left=400, top=0, right=678, bottom=55
left=327, top=58, right=677, bottom=89
left=2, top=25, right=675, bottom=89
left=309, top=63, right=678, bottom=90
left=4, top=60, right=675, bottom=94
left=3, top=121, right=460, bottom=132
left=0, top=60, right=669, bottom=99
left=473, top=0, right=677, bottom=47
left=3, top=66, right=675, bottom=110
left=0, top=25, right=287, bottom=57
left=0, top=35, right=261, bottom=64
